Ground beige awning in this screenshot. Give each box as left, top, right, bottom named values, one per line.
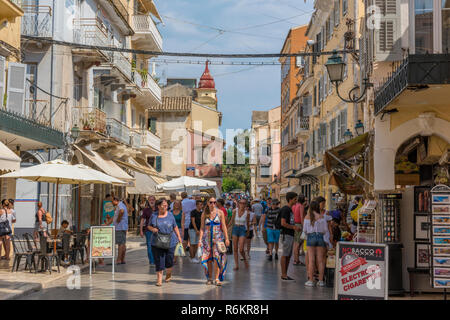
left=280, top=185, right=301, bottom=195
left=126, top=171, right=157, bottom=194
left=0, top=141, right=21, bottom=172
left=74, top=145, right=134, bottom=182
left=139, top=0, right=163, bottom=22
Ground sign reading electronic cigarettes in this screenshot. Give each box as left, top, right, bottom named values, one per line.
left=334, top=242, right=388, bottom=300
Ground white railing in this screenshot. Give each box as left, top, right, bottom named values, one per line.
left=132, top=14, right=163, bottom=50
left=144, top=75, right=161, bottom=102
left=141, top=129, right=160, bottom=152
left=73, top=18, right=111, bottom=57
left=132, top=71, right=143, bottom=89
left=21, top=5, right=52, bottom=38
left=112, top=51, right=132, bottom=80
left=130, top=130, right=142, bottom=149
left=106, top=118, right=130, bottom=145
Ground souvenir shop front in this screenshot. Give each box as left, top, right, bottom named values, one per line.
left=374, top=113, right=450, bottom=295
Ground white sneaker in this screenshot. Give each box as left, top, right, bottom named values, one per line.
left=191, top=258, right=199, bottom=263
left=304, top=280, right=315, bottom=287
left=317, top=281, right=326, bottom=287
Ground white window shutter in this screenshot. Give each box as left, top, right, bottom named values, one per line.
left=375, top=0, right=401, bottom=61
left=0, top=57, right=5, bottom=107
left=6, top=62, right=27, bottom=115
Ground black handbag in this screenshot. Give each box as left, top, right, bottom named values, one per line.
left=153, top=216, right=172, bottom=249
left=0, top=210, right=11, bottom=236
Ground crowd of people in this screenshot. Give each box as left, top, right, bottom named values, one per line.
left=128, top=190, right=363, bottom=287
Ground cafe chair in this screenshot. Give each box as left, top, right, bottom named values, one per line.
left=71, top=232, right=87, bottom=265
left=10, top=235, right=36, bottom=273
left=37, top=232, right=61, bottom=274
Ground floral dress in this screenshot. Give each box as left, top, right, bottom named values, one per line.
left=201, top=213, right=227, bottom=281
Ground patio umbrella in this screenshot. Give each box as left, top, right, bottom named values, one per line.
left=0, top=159, right=125, bottom=236
left=156, top=176, right=219, bottom=197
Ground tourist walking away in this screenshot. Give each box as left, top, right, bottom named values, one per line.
left=231, top=199, right=250, bottom=270
left=264, top=199, right=281, bottom=261
left=112, top=197, right=128, bottom=264
left=225, top=201, right=234, bottom=254
left=181, top=192, right=196, bottom=255
left=140, top=200, right=155, bottom=266
left=169, top=193, right=177, bottom=211
left=251, top=199, right=263, bottom=236
left=34, top=201, right=48, bottom=239
left=280, top=192, right=300, bottom=281
left=125, top=199, right=135, bottom=229
left=245, top=203, right=256, bottom=260
left=199, top=197, right=229, bottom=286
left=260, top=198, right=271, bottom=254
left=171, top=200, right=183, bottom=264
left=303, top=200, right=327, bottom=287
left=0, top=199, right=14, bottom=260
left=292, top=195, right=306, bottom=266
left=148, top=199, right=182, bottom=286
left=189, top=200, right=203, bottom=263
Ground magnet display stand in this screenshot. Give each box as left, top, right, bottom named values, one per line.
left=356, top=200, right=377, bottom=243
left=430, top=184, right=450, bottom=300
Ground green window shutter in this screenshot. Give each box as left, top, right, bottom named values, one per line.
left=155, top=156, right=162, bottom=172
left=149, top=117, right=156, bottom=133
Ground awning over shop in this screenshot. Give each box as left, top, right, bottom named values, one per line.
left=113, top=158, right=167, bottom=194
left=74, top=145, right=134, bottom=182
left=295, top=161, right=326, bottom=179
left=323, top=133, right=370, bottom=195
left=324, top=133, right=369, bottom=171
left=280, top=185, right=301, bottom=195
left=0, top=141, right=21, bottom=172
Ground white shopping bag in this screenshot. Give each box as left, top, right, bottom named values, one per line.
left=196, top=246, right=203, bottom=260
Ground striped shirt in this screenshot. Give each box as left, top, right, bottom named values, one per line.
left=266, top=208, right=280, bottom=230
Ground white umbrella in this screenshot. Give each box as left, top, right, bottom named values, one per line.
left=0, top=159, right=125, bottom=235
left=156, top=176, right=217, bottom=195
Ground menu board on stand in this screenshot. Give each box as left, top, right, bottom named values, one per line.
left=430, top=184, right=450, bottom=295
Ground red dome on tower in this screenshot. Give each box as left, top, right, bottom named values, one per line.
left=198, top=60, right=215, bottom=89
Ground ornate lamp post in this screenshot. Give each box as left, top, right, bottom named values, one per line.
left=354, top=119, right=364, bottom=136
left=343, top=129, right=354, bottom=142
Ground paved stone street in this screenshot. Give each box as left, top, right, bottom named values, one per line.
left=20, top=236, right=334, bottom=300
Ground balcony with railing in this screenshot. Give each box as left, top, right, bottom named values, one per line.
left=130, top=130, right=142, bottom=149
left=296, top=116, right=310, bottom=140
left=72, top=18, right=111, bottom=61
left=0, top=98, right=64, bottom=147
left=1, top=0, right=23, bottom=19
left=72, top=107, right=107, bottom=134
left=140, top=129, right=160, bottom=154
left=132, top=14, right=163, bottom=52
left=374, top=54, right=450, bottom=115
left=133, top=71, right=162, bottom=107
left=21, top=4, right=52, bottom=38
left=111, top=51, right=132, bottom=81
left=106, top=118, right=130, bottom=145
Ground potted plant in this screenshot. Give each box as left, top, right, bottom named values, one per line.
left=83, top=119, right=90, bottom=130
left=139, top=68, right=148, bottom=86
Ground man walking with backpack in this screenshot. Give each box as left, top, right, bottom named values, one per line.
left=280, top=192, right=300, bottom=281
left=264, top=199, right=281, bottom=261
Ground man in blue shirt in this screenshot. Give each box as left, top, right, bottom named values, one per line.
left=112, top=197, right=128, bottom=264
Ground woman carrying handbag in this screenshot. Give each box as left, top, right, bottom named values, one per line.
left=148, top=198, right=182, bottom=287
left=0, top=199, right=13, bottom=260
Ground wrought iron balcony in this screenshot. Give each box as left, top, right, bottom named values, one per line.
left=73, top=18, right=111, bottom=59
left=0, top=106, right=64, bottom=148
left=132, top=14, right=163, bottom=52
left=72, top=107, right=107, bottom=134
left=374, top=54, right=450, bottom=115
left=21, top=4, right=52, bottom=38
left=106, top=118, right=130, bottom=145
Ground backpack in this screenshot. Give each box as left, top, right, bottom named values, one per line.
left=274, top=209, right=282, bottom=230
left=45, top=212, right=53, bottom=224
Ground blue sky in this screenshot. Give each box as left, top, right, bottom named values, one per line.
left=154, top=0, right=313, bottom=135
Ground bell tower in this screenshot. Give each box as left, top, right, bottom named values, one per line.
left=194, top=61, right=218, bottom=109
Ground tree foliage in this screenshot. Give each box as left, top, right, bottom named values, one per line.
left=222, top=177, right=246, bottom=193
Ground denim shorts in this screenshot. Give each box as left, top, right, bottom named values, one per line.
left=306, top=232, right=326, bottom=247
left=188, top=228, right=199, bottom=245
left=232, top=225, right=247, bottom=237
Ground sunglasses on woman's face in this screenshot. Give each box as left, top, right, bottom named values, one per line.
left=209, top=201, right=216, bottom=204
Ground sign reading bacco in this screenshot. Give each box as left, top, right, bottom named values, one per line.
left=334, top=242, right=388, bottom=300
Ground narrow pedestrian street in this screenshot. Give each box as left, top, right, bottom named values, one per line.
left=20, top=237, right=333, bottom=300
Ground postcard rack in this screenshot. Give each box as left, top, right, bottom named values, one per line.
left=430, top=184, right=450, bottom=290
left=356, top=200, right=377, bottom=243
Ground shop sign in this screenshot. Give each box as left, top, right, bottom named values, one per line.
left=334, top=242, right=388, bottom=300
left=89, top=226, right=115, bottom=276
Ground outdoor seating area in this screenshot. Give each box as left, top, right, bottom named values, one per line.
left=10, top=231, right=88, bottom=274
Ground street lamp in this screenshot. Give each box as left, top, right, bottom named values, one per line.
left=354, top=120, right=364, bottom=136
left=71, top=124, right=80, bottom=140
left=304, top=152, right=310, bottom=165
left=343, top=129, right=354, bottom=142
left=325, top=50, right=372, bottom=103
